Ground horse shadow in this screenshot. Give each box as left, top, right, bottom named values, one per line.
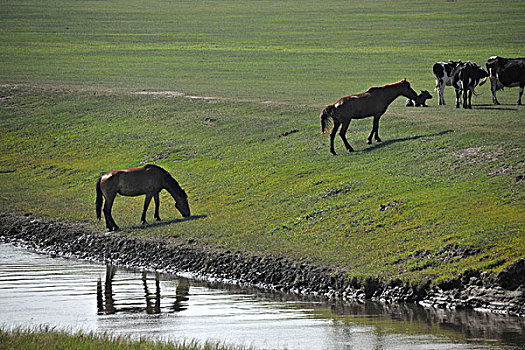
left=128, top=214, right=207, bottom=230
left=360, top=130, right=454, bottom=153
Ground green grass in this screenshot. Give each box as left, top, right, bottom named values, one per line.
left=1, top=0, right=524, bottom=103
left=0, top=0, right=524, bottom=285
left=0, top=327, right=251, bottom=350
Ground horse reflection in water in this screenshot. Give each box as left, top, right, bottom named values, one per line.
left=97, top=265, right=190, bottom=315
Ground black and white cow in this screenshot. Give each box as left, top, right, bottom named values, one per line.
left=433, top=60, right=462, bottom=105
left=451, top=61, right=489, bottom=109
left=486, top=56, right=525, bottom=105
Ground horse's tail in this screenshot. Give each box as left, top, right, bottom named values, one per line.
left=320, top=105, right=335, bottom=134
left=96, top=177, right=103, bottom=220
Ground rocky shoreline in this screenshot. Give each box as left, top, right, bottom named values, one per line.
left=0, top=211, right=523, bottom=317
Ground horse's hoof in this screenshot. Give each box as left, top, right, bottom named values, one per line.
left=141, top=220, right=148, bottom=225
left=366, top=140, right=372, bottom=145
left=155, top=217, right=162, bottom=222
left=330, top=150, right=337, bottom=155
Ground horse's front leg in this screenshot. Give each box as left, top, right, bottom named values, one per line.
left=367, top=116, right=382, bottom=144
left=153, top=193, right=161, bottom=221
left=329, top=119, right=341, bottom=155
left=339, top=119, right=354, bottom=152
left=141, top=194, right=153, bottom=225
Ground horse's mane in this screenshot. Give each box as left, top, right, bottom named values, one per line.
left=144, top=164, right=187, bottom=197
left=366, top=80, right=404, bottom=93
left=335, top=80, right=405, bottom=104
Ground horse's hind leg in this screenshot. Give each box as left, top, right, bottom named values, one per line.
left=153, top=193, right=161, bottom=221
left=329, top=119, right=341, bottom=155
left=339, top=120, right=354, bottom=152
left=103, top=194, right=119, bottom=231
left=141, top=194, right=153, bottom=225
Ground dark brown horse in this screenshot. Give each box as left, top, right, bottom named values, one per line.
left=320, top=79, right=418, bottom=155
left=96, top=164, right=190, bottom=231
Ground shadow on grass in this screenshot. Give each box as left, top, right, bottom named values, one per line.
left=360, top=129, right=454, bottom=153
left=472, top=104, right=519, bottom=111
left=128, top=215, right=207, bottom=230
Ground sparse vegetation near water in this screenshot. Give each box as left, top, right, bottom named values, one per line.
left=0, top=0, right=523, bottom=298
left=0, top=327, right=251, bottom=350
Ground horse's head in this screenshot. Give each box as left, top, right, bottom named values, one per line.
left=399, top=78, right=418, bottom=100
left=175, top=190, right=191, bottom=218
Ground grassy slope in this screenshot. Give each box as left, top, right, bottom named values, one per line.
left=0, top=0, right=524, bottom=284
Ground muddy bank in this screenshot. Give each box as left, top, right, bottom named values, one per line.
left=0, top=212, right=523, bottom=317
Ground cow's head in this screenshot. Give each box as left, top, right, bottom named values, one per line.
left=486, top=56, right=501, bottom=77
left=476, top=66, right=489, bottom=86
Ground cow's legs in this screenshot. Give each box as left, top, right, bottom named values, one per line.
left=518, top=86, right=524, bottom=105
left=455, top=88, right=462, bottom=108
left=438, top=82, right=446, bottom=105
left=339, top=119, right=354, bottom=152
left=329, top=119, right=341, bottom=155
left=490, top=78, right=500, bottom=105
left=463, top=88, right=472, bottom=109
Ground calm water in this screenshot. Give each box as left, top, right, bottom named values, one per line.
left=0, top=244, right=524, bottom=350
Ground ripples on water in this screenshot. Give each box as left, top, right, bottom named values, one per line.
left=0, top=244, right=524, bottom=349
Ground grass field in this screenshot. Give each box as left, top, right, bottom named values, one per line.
left=0, top=0, right=524, bottom=284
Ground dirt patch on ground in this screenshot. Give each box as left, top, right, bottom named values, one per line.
left=453, top=146, right=505, bottom=165
left=451, top=146, right=524, bottom=182
left=0, top=211, right=523, bottom=316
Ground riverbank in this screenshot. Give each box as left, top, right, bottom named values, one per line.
left=1, top=211, right=523, bottom=317
left=0, top=326, right=251, bottom=350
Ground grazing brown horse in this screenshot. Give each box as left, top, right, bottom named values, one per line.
left=320, top=79, right=418, bottom=155
left=96, top=164, right=190, bottom=231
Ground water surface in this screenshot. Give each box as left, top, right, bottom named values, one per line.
left=0, top=244, right=524, bottom=349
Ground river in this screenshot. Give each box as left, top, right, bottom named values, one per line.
left=0, top=244, right=524, bottom=349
